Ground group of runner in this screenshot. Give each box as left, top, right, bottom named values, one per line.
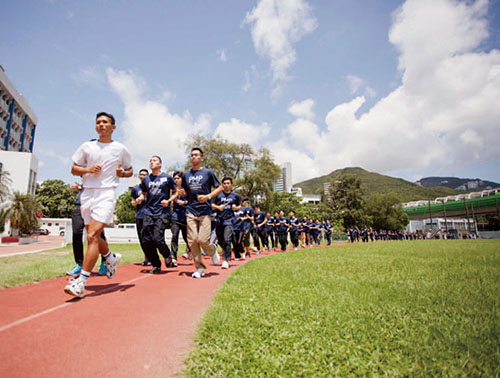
left=63, top=111, right=338, bottom=298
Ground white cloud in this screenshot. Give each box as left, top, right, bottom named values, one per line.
left=272, top=0, right=500, bottom=184
left=288, top=99, right=315, bottom=120
left=242, top=65, right=258, bottom=93
left=37, top=147, right=70, bottom=165
left=214, top=118, right=271, bottom=146
left=106, top=68, right=211, bottom=166
left=217, top=48, right=227, bottom=62
left=244, top=0, right=317, bottom=93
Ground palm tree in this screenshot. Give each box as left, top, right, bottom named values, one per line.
left=3, top=192, right=40, bottom=235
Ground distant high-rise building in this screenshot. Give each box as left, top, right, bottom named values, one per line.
left=273, top=162, right=292, bottom=192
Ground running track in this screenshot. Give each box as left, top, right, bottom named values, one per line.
left=1, top=246, right=335, bottom=377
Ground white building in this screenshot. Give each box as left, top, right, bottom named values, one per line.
left=0, top=66, right=37, bottom=153
left=0, top=67, right=38, bottom=196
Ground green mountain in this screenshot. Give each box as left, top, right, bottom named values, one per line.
left=294, top=167, right=462, bottom=202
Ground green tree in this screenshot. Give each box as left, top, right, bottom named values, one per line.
left=365, top=193, right=409, bottom=231
left=114, top=191, right=136, bottom=224
left=35, top=179, right=78, bottom=218
left=260, top=191, right=303, bottom=214
left=236, top=147, right=281, bottom=200
left=3, top=192, right=40, bottom=235
left=325, top=174, right=369, bottom=228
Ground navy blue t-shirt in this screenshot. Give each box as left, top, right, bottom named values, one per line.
left=277, top=217, right=289, bottom=232
left=265, top=217, right=274, bottom=232
left=131, top=184, right=146, bottom=219
left=288, top=217, right=300, bottom=232
left=171, top=195, right=188, bottom=223
left=243, top=207, right=254, bottom=231
left=182, top=167, right=221, bottom=217
left=233, top=208, right=245, bottom=231
left=140, top=172, right=175, bottom=217
left=213, top=191, right=241, bottom=226
left=254, top=211, right=266, bottom=229
left=324, top=223, right=333, bottom=234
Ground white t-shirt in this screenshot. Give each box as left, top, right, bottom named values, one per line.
left=72, top=140, right=132, bottom=189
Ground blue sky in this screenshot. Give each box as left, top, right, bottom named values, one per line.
left=2, top=0, right=500, bottom=192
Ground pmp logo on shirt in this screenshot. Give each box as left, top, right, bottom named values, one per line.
left=188, top=175, right=203, bottom=184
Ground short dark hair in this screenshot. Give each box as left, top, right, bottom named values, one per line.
left=173, top=171, right=183, bottom=179
left=96, top=112, right=115, bottom=125
left=241, top=197, right=249, bottom=203
left=253, top=204, right=260, bottom=210
left=139, top=169, right=149, bottom=175
left=151, top=155, right=162, bottom=164
left=222, top=177, right=233, bottom=183
left=290, top=210, right=295, bottom=215
left=191, top=147, right=204, bottom=156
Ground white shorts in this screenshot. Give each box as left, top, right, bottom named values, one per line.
left=80, top=188, right=116, bottom=225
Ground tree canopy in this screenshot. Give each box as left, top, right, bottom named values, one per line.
left=114, top=191, right=136, bottom=224
left=35, top=180, right=78, bottom=218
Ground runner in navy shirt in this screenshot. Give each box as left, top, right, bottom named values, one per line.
left=253, top=204, right=267, bottom=254
left=212, top=177, right=241, bottom=268
left=272, top=211, right=280, bottom=251
left=264, top=211, right=274, bottom=251
left=324, top=219, right=333, bottom=246
left=136, top=156, right=177, bottom=273
left=232, top=204, right=246, bottom=260
left=288, top=210, right=300, bottom=250
left=241, top=199, right=254, bottom=258
left=131, top=168, right=150, bottom=266
left=180, top=147, right=223, bottom=278
left=171, top=171, right=191, bottom=262
left=277, top=210, right=289, bottom=252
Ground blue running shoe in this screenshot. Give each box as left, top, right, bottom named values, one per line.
left=98, top=261, right=107, bottom=275
left=66, top=264, right=82, bottom=276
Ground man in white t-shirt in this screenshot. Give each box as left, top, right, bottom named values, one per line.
left=64, top=112, right=133, bottom=298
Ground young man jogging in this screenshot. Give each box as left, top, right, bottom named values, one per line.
left=212, top=177, right=241, bottom=269
left=135, top=156, right=177, bottom=274
left=288, top=210, right=300, bottom=250
left=64, top=112, right=132, bottom=298
left=253, top=205, right=268, bottom=254
left=181, top=148, right=223, bottom=278
left=131, top=168, right=150, bottom=266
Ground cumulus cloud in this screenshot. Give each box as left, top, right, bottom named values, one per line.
left=244, top=0, right=317, bottom=93
left=106, top=68, right=211, bottom=165
left=288, top=99, right=315, bottom=120
left=214, top=118, right=271, bottom=145
left=274, top=0, right=500, bottom=184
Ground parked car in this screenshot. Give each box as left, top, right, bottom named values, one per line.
left=32, top=228, right=50, bottom=236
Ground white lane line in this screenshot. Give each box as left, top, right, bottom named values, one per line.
left=0, top=275, right=150, bottom=333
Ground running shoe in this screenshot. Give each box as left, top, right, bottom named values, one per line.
left=151, top=266, right=161, bottom=274
left=106, top=253, right=122, bottom=279
left=98, top=261, right=107, bottom=275
left=141, top=260, right=151, bottom=266
left=211, top=251, right=220, bottom=265
left=172, top=259, right=178, bottom=267
left=221, top=260, right=229, bottom=269
left=257, top=251, right=261, bottom=255
left=64, top=277, right=85, bottom=298
left=66, top=264, right=82, bottom=276
left=192, top=268, right=206, bottom=278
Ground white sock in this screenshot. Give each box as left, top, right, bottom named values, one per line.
left=80, top=270, right=91, bottom=284
left=103, top=251, right=114, bottom=263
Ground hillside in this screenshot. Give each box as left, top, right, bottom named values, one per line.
left=416, top=176, right=500, bottom=190
left=294, top=167, right=462, bottom=202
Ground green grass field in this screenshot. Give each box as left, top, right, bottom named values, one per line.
left=183, top=240, right=500, bottom=377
